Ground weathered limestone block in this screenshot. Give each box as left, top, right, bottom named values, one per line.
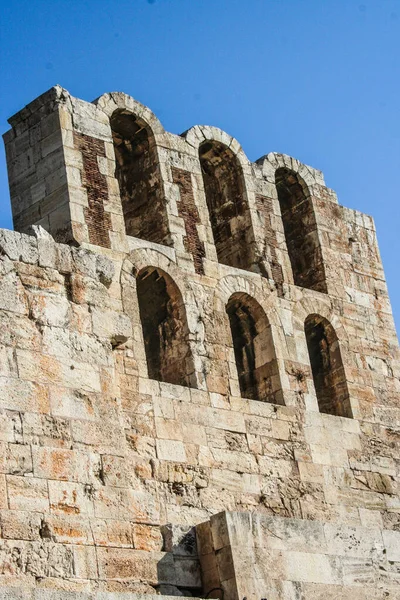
left=198, top=512, right=400, bottom=600
left=0, top=87, right=399, bottom=598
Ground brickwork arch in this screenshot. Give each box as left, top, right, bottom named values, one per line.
left=95, top=93, right=170, bottom=246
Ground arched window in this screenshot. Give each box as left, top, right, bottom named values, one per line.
left=226, top=293, right=282, bottom=403
left=275, top=168, right=327, bottom=292
left=305, top=314, right=352, bottom=417
left=136, top=267, right=195, bottom=387
left=199, top=140, right=255, bottom=271
left=111, top=110, right=169, bottom=245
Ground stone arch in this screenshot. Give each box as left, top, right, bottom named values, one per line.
left=292, top=293, right=346, bottom=340
left=94, top=92, right=165, bottom=135
left=136, top=266, right=196, bottom=388
left=213, top=273, right=279, bottom=326
left=226, top=292, right=282, bottom=403
left=210, top=274, right=284, bottom=400
left=120, top=248, right=204, bottom=389
left=95, top=93, right=170, bottom=245
left=256, top=152, right=326, bottom=190
left=274, top=166, right=327, bottom=293
left=183, top=126, right=258, bottom=272
left=304, top=314, right=352, bottom=418
left=255, top=153, right=328, bottom=292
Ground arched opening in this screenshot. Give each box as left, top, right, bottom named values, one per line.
left=305, top=314, right=352, bottom=417
left=136, top=267, right=195, bottom=387
left=111, top=110, right=169, bottom=244
left=226, top=293, right=282, bottom=403
left=199, top=140, right=255, bottom=271
left=275, top=168, right=327, bottom=292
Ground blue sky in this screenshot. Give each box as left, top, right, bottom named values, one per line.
left=1, top=0, right=399, bottom=333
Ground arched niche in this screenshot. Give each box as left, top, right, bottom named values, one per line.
left=136, top=266, right=195, bottom=387
left=275, top=167, right=327, bottom=292
left=199, top=140, right=255, bottom=271
left=226, top=292, right=282, bottom=403
left=110, top=110, right=169, bottom=245
left=305, top=314, right=352, bottom=417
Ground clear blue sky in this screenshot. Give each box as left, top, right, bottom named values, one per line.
left=1, top=0, right=399, bottom=333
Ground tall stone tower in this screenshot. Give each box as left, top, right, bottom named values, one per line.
left=1, top=86, right=399, bottom=600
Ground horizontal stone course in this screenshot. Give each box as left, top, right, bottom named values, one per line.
left=0, top=87, right=399, bottom=598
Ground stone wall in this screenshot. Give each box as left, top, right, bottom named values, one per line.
left=198, top=511, right=400, bottom=600
left=0, top=87, right=399, bottom=598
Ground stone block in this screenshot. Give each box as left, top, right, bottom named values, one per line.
left=0, top=271, right=29, bottom=315
left=7, top=475, right=49, bottom=511
left=97, top=547, right=171, bottom=583
left=132, top=524, right=163, bottom=552
left=0, top=442, right=33, bottom=475
left=382, top=529, right=400, bottom=562
left=48, top=480, right=94, bottom=516
left=156, top=439, right=187, bottom=462
left=283, top=551, right=338, bottom=585
left=73, top=544, right=98, bottom=580
left=324, top=523, right=384, bottom=558
left=0, top=474, right=8, bottom=509
left=91, top=307, right=132, bottom=344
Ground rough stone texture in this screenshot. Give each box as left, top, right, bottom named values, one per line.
left=198, top=511, right=400, bottom=600
left=1, top=87, right=399, bottom=599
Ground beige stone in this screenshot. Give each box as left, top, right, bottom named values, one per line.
left=0, top=86, right=398, bottom=599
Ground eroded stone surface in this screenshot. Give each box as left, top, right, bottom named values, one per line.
left=0, top=87, right=399, bottom=599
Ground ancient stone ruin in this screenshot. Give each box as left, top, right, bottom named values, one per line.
left=0, top=86, right=399, bottom=600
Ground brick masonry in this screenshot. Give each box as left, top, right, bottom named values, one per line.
left=73, top=131, right=112, bottom=248
left=172, top=167, right=205, bottom=275
left=0, top=87, right=399, bottom=599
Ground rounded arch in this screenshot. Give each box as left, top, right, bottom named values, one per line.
left=273, top=165, right=327, bottom=293
left=188, top=129, right=255, bottom=270
left=94, top=92, right=165, bottom=135
left=304, top=313, right=352, bottom=418
left=183, top=126, right=262, bottom=275
left=199, top=138, right=255, bottom=270
left=135, top=265, right=196, bottom=388
left=213, top=273, right=277, bottom=317
left=292, top=293, right=347, bottom=341
left=121, top=247, right=200, bottom=335
left=95, top=94, right=169, bottom=246
left=182, top=125, right=251, bottom=171
left=256, top=152, right=326, bottom=189
left=120, top=248, right=205, bottom=389
left=226, top=291, right=283, bottom=404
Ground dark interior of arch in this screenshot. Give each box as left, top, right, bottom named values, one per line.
left=111, top=110, right=169, bottom=245
left=199, top=140, right=255, bottom=271
left=136, top=267, right=195, bottom=387
left=226, top=293, right=282, bottom=403
left=305, top=314, right=352, bottom=417
left=275, top=168, right=327, bottom=292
